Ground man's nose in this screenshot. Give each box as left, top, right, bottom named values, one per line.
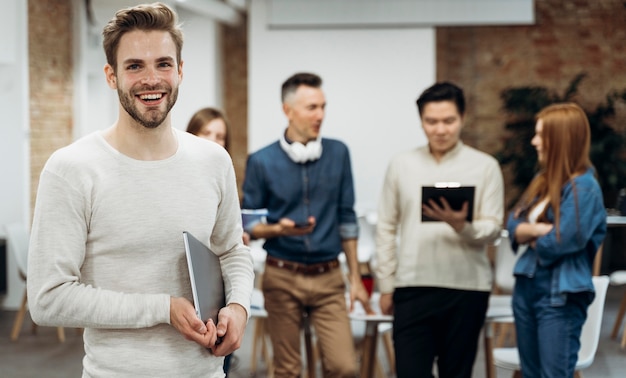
left=314, top=108, right=325, bottom=121
left=434, top=122, right=446, bottom=133
left=141, top=67, right=160, bottom=85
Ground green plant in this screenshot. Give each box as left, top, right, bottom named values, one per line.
left=496, top=73, right=626, bottom=209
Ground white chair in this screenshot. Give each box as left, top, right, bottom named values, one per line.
left=355, top=211, right=396, bottom=376
left=4, top=222, right=66, bottom=342
left=490, top=230, right=520, bottom=346
left=483, top=230, right=518, bottom=378
left=493, top=275, right=610, bottom=377
left=493, top=230, right=520, bottom=294
left=249, top=288, right=273, bottom=377
left=609, top=270, right=626, bottom=348
left=356, top=211, right=377, bottom=264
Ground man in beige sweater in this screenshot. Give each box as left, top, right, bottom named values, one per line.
left=375, top=82, right=504, bottom=378
left=27, top=3, right=253, bottom=377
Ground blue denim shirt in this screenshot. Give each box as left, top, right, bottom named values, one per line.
left=242, top=138, right=358, bottom=264
left=506, top=168, right=607, bottom=306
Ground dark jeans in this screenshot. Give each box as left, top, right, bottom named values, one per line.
left=513, top=267, right=593, bottom=377
left=223, top=354, right=232, bottom=375
left=392, top=287, right=489, bottom=378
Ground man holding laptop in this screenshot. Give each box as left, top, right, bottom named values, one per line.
left=375, top=82, right=504, bottom=377
left=27, top=3, right=253, bottom=377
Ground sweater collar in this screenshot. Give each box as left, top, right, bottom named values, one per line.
left=426, top=141, right=464, bottom=162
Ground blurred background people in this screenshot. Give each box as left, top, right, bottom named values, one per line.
left=506, top=103, right=607, bottom=377
left=375, top=82, right=504, bottom=378
left=242, top=72, right=371, bottom=377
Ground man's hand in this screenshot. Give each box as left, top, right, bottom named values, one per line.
left=349, top=276, right=375, bottom=314
left=379, top=293, right=394, bottom=315
left=422, top=197, right=468, bottom=232
left=170, top=296, right=218, bottom=348
left=277, top=216, right=316, bottom=236
left=210, top=303, right=248, bottom=356
left=251, top=216, right=316, bottom=239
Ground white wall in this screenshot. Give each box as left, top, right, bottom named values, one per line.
left=171, top=7, right=222, bottom=130
left=248, top=0, right=434, bottom=212
left=0, top=0, right=30, bottom=309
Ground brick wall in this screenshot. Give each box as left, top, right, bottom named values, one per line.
left=221, top=16, right=248, bottom=199
left=28, top=0, right=74, bottom=219
left=437, top=0, right=626, bottom=207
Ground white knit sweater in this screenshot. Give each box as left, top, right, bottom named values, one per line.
left=375, top=142, right=504, bottom=294
left=27, top=129, right=254, bottom=377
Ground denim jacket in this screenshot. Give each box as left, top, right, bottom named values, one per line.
left=242, top=138, right=358, bottom=264
left=506, top=168, right=607, bottom=306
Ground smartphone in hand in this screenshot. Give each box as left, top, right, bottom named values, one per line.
left=294, top=216, right=314, bottom=228
left=294, top=221, right=312, bottom=228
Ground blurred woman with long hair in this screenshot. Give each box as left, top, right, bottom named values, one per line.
left=506, top=103, right=607, bottom=377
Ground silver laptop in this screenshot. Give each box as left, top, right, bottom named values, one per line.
left=183, top=231, right=225, bottom=323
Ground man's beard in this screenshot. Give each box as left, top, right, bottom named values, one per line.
left=118, top=84, right=178, bottom=129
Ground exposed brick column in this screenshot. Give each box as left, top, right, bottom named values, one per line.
left=221, top=15, right=249, bottom=201
left=28, top=0, right=74, bottom=219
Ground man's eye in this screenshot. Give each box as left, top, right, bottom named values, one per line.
left=159, top=62, right=173, bottom=68
left=127, top=64, right=140, bottom=70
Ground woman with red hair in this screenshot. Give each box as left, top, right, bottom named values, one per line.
left=506, top=103, right=607, bottom=377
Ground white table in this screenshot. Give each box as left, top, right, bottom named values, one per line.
left=349, top=294, right=393, bottom=378
left=484, top=295, right=515, bottom=378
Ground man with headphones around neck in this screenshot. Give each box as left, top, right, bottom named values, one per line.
left=242, top=72, right=372, bottom=377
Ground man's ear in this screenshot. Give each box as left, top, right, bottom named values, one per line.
left=178, top=60, right=184, bottom=82
left=104, top=64, right=117, bottom=89
left=282, top=102, right=290, bottom=118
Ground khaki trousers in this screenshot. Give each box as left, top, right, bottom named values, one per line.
left=262, top=263, right=357, bottom=378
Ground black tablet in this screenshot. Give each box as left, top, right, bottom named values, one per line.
left=421, top=185, right=475, bottom=222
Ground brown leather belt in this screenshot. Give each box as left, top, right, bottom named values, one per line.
left=266, top=255, right=340, bottom=275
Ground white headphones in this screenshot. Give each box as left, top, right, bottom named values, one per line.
left=279, top=132, right=323, bottom=163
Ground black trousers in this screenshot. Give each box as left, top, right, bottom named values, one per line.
left=393, top=287, right=490, bottom=378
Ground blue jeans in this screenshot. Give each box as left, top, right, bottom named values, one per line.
left=513, top=267, right=593, bottom=377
